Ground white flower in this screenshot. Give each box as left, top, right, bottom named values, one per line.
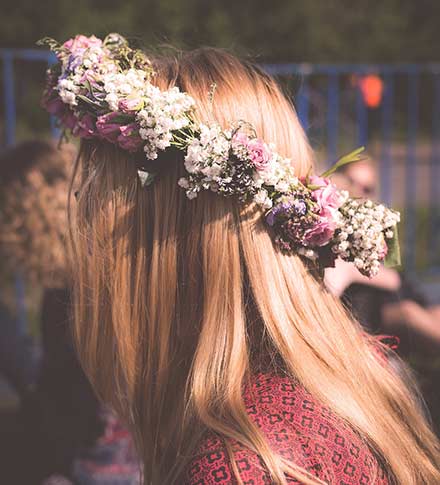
left=263, top=198, right=273, bottom=209
left=254, top=189, right=270, bottom=207
left=298, top=247, right=318, bottom=260
left=178, top=178, right=190, bottom=189
left=59, top=89, right=77, bottom=106
left=186, top=190, right=198, bottom=200
left=105, top=92, right=119, bottom=110
left=332, top=198, right=400, bottom=277
left=275, top=180, right=290, bottom=193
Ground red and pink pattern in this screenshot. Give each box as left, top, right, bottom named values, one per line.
left=184, top=373, right=389, bottom=484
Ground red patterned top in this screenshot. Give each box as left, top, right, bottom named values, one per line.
left=183, top=373, right=390, bottom=484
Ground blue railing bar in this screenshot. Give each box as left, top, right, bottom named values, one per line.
left=264, top=62, right=440, bottom=76
left=14, top=273, right=27, bottom=336
left=429, top=74, right=440, bottom=261
left=46, top=55, right=62, bottom=138
left=326, top=73, right=339, bottom=165
left=1, top=49, right=439, bottom=75
left=355, top=80, right=368, bottom=147
left=422, top=266, right=440, bottom=278
left=0, top=48, right=55, bottom=63
left=404, top=70, right=419, bottom=272
left=296, top=77, right=310, bottom=131
left=3, top=51, right=16, bottom=146
left=380, top=73, right=394, bottom=205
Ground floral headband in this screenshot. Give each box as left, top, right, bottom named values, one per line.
left=39, top=33, right=400, bottom=277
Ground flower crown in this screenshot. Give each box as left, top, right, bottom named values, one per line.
left=39, top=33, right=401, bottom=277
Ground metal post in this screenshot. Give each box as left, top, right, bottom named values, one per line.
left=2, top=51, right=28, bottom=333
left=356, top=76, right=368, bottom=147
left=404, top=70, right=419, bottom=273
left=297, top=77, right=310, bottom=132
left=14, top=273, right=28, bottom=336
left=380, top=73, right=394, bottom=205
left=430, top=73, right=440, bottom=270
left=326, top=73, right=339, bottom=165
left=3, top=50, right=16, bottom=146
left=47, top=52, right=61, bottom=138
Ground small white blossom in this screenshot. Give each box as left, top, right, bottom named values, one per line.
left=331, top=198, right=400, bottom=276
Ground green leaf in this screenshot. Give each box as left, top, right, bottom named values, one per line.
left=384, top=224, right=401, bottom=269
left=320, top=146, right=366, bottom=179
left=138, top=170, right=156, bottom=187
left=36, top=37, right=60, bottom=50
left=85, top=79, right=97, bottom=99
left=76, top=94, right=101, bottom=107
left=306, top=184, right=322, bottom=191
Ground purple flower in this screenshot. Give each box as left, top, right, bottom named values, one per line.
left=117, top=123, right=143, bottom=152
left=266, top=202, right=290, bottom=226
left=96, top=112, right=122, bottom=143
left=293, top=199, right=307, bottom=216
left=266, top=212, right=276, bottom=227
left=66, top=53, right=83, bottom=72
left=73, top=113, right=96, bottom=139
left=266, top=198, right=307, bottom=226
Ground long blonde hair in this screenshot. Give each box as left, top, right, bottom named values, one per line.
left=69, top=48, right=440, bottom=484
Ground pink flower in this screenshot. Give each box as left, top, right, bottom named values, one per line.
left=231, top=131, right=250, bottom=149
left=80, top=69, right=100, bottom=86
left=309, top=175, right=345, bottom=211
left=63, top=35, right=102, bottom=53
left=73, top=113, right=96, bottom=139
left=96, top=112, right=122, bottom=142
left=304, top=217, right=337, bottom=247
left=117, top=123, right=143, bottom=152
left=62, top=111, right=78, bottom=130
left=43, top=96, right=66, bottom=117
left=118, top=97, right=143, bottom=113
left=247, top=139, right=271, bottom=171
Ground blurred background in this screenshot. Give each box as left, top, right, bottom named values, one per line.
left=1, top=1, right=440, bottom=483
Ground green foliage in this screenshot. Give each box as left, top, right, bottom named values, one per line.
left=384, top=224, right=401, bottom=269
left=1, top=0, right=439, bottom=62
left=320, top=147, right=365, bottom=179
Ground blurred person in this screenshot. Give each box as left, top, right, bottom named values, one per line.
left=42, top=34, right=440, bottom=484
left=325, top=159, right=440, bottom=350
left=0, top=140, right=140, bottom=484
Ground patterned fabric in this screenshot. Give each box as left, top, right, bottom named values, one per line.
left=72, top=409, right=141, bottom=485
left=184, top=373, right=390, bottom=484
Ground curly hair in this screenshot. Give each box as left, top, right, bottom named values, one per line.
left=0, top=140, right=75, bottom=287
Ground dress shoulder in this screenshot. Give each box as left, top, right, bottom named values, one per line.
left=183, top=373, right=389, bottom=485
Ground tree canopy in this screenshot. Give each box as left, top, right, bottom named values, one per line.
left=2, top=0, right=439, bottom=62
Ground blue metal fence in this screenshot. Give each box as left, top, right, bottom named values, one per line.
left=1, top=50, right=440, bottom=281
left=266, top=63, right=440, bottom=276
